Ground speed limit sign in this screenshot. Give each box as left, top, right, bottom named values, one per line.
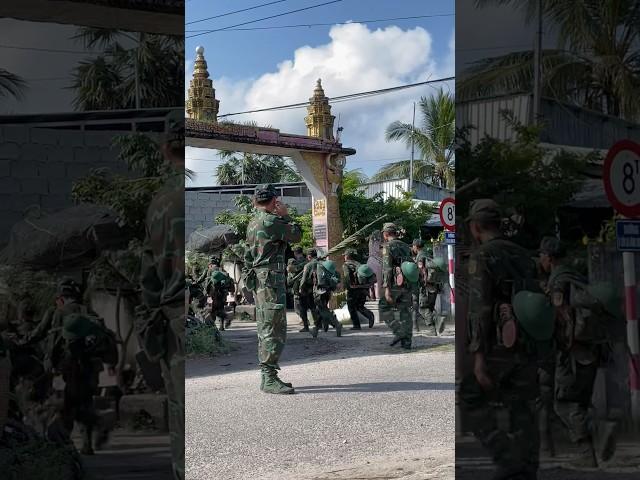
left=604, top=140, right=640, bottom=218
left=439, top=197, right=456, bottom=231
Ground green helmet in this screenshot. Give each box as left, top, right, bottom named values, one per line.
left=432, top=257, right=447, bottom=271
left=211, top=270, right=228, bottom=284
left=322, top=260, right=336, bottom=274
left=401, top=261, right=419, bottom=284
left=357, top=264, right=374, bottom=282
left=512, top=291, right=555, bottom=341
left=587, top=281, right=622, bottom=319
left=62, top=313, right=99, bottom=341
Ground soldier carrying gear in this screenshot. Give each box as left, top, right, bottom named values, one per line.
left=538, top=236, right=617, bottom=468
left=304, top=258, right=342, bottom=337
left=380, top=223, right=417, bottom=350
left=207, top=268, right=235, bottom=331
left=244, top=183, right=301, bottom=395
left=342, top=249, right=375, bottom=330
left=457, top=199, right=544, bottom=480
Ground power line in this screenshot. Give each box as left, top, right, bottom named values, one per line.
left=186, top=13, right=454, bottom=32
left=187, top=0, right=290, bottom=25
left=187, top=0, right=344, bottom=39
left=0, top=43, right=91, bottom=55
left=217, top=76, right=455, bottom=118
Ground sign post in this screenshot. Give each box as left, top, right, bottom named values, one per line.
left=440, top=198, right=456, bottom=318
left=604, top=140, right=640, bottom=424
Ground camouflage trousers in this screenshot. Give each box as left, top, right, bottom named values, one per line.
left=379, top=288, right=412, bottom=345
left=313, top=291, right=341, bottom=330
left=163, top=306, right=185, bottom=480
left=459, top=358, right=539, bottom=479
left=346, top=290, right=373, bottom=328
left=554, top=349, right=598, bottom=444
left=254, top=268, right=287, bottom=369
left=537, top=352, right=556, bottom=449
left=294, top=293, right=318, bottom=329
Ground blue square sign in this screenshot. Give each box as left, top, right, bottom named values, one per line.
left=616, top=220, right=640, bottom=252
left=444, top=232, right=455, bottom=245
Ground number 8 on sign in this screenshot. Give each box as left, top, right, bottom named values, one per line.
left=604, top=140, right=640, bottom=218
left=439, top=197, right=456, bottom=231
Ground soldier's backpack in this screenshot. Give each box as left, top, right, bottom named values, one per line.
left=316, top=260, right=340, bottom=290
left=60, top=311, right=118, bottom=366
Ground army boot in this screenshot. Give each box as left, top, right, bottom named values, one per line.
left=311, top=326, right=318, bottom=338
left=336, top=322, right=342, bottom=337
left=262, top=369, right=295, bottom=395
left=401, top=338, right=412, bottom=350
left=299, top=317, right=310, bottom=332
left=594, top=419, right=617, bottom=463
left=80, top=425, right=95, bottom=455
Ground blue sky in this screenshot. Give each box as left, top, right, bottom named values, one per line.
left=185, top=0, right=455, bottom=186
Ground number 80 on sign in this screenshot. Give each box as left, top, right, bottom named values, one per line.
left=439, top=197, right=456, bottom=232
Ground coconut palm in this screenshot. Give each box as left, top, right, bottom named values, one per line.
left=70, top=27, right=183, bottom=110
left=375, top=88, right=455, bottom=188
left=0, top=69, right=27, bottom=100
left=460, top=0, right=640, bottom=120
left=215, top=151, right=301, bottom=185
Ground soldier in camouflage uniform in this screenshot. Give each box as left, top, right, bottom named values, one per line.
left=538, top=236, right=616, bottom=468
left=309, top=258, right=343, bottom=337
left=299, top=248, right=321, bottom=338
left=205, top=259, right=234, bottom=331
left=244, top=184, right=301, bottom=394
left=458, top=199, right=541, bottom=480
left=136, top=110, right=185, bottom=480
left=379, top=223, right=414, bottom=350
left=287, top=247, right=311, bottom=332
left=342, top=249, right=375, bottom=330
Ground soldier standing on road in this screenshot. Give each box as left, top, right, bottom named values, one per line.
left=244, top=184, right=301, bottom=395
left=412, top=239, right=428, bottom=332
left=136, top=111, right=185, bottom=480
left=538, top=236, right=616, bottom=468
left=287, top=247, right=310, bottom=332
left=458, top=199, right=542, bottom=480
left=206, top=259, right=234, bottom=331
left=342, top=249, right=375, bottom=330
left=379, top=223, right=417, bottom=350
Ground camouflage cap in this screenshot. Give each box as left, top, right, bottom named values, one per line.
left=343, top=248, right=357, bottom=257
left=466, top=199, right=501, bottom=223
left=538, top=236, right=566, bottom=258
left=254, top=184, right=278, bottom=202
left=307, top=248, right=317, bottom=257
left=293, top=246, right=304, bottom=254
left=412, top=239, right=425, bottom=248
left=287, top=258, right=296, bottom=265
left=165, top=110, right=184, bottom=142
left=210, top=257, right=220, bottom=266
left=382, top=222, right=399, bottom=233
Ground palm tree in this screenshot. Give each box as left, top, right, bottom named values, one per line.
left=215, top=151, right=301, bottom=185
left=70, top=27, right=183, bottom=110
left=460, top=0, right=640, bottom=120
left=376, top=88, right=455, bottom=188
left=0, top=69, right=27, bottom=100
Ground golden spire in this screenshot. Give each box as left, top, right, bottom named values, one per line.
left=305, top=78, right=335, bottom=140
left=186, top=46, right=220, bottom=122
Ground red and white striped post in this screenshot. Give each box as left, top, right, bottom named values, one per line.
left=448, top=243, right=455, bottom=317
left=624, top=251, right=640, bottom=423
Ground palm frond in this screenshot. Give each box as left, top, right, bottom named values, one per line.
left=0, top=69, right=27, bottom=99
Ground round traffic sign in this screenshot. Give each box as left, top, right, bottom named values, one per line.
left=439, top=197, right=456, bottom=232
left=604, top=140, right=640, bottom=218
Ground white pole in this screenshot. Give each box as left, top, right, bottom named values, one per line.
left=624, top=251, right=640, bottom=425
left=448, top=243, right=455, bottom=318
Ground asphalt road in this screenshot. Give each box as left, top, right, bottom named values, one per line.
left=185, top=313, right=455, bottom=480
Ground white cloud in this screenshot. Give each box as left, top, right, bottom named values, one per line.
left=186, top=22, right=454, bottom=186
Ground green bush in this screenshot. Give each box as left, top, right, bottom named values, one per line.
left=186, top=324, right=235, bottom=357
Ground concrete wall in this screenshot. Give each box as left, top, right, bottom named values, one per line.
left=185, top=190, right=312, bottom=238
left=0, top=125, right=129, bottom=246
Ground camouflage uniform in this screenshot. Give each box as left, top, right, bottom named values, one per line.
left=287, top=251, right=311, bottom=332
left=458, top=200, right=540, bottom=480
left=311, top=261, right=342, bottom=336
left=540, top=237, right=606, bottom=466
left=299, top=250, right=321, bottom=337
left=343, top=250, right=374, bottom=330
left=245, top=184, right=301, bottom=393
left=207, top=267, right=234, bottom=331
left=136, top=112, right=185, bottom=480
left=379, top=223, right=414, bottom=349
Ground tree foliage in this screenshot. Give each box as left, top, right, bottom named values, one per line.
left=71, top=133, right=177, bottom=238
left=215, top=151, right=301, bottom=185
left=0, top=69, right=27, bottom=100
left=376, top=88, right=455, bottom=188
left=456, top=119, right=591, bottom=249
left=70, top=28, right=183, bottom=110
